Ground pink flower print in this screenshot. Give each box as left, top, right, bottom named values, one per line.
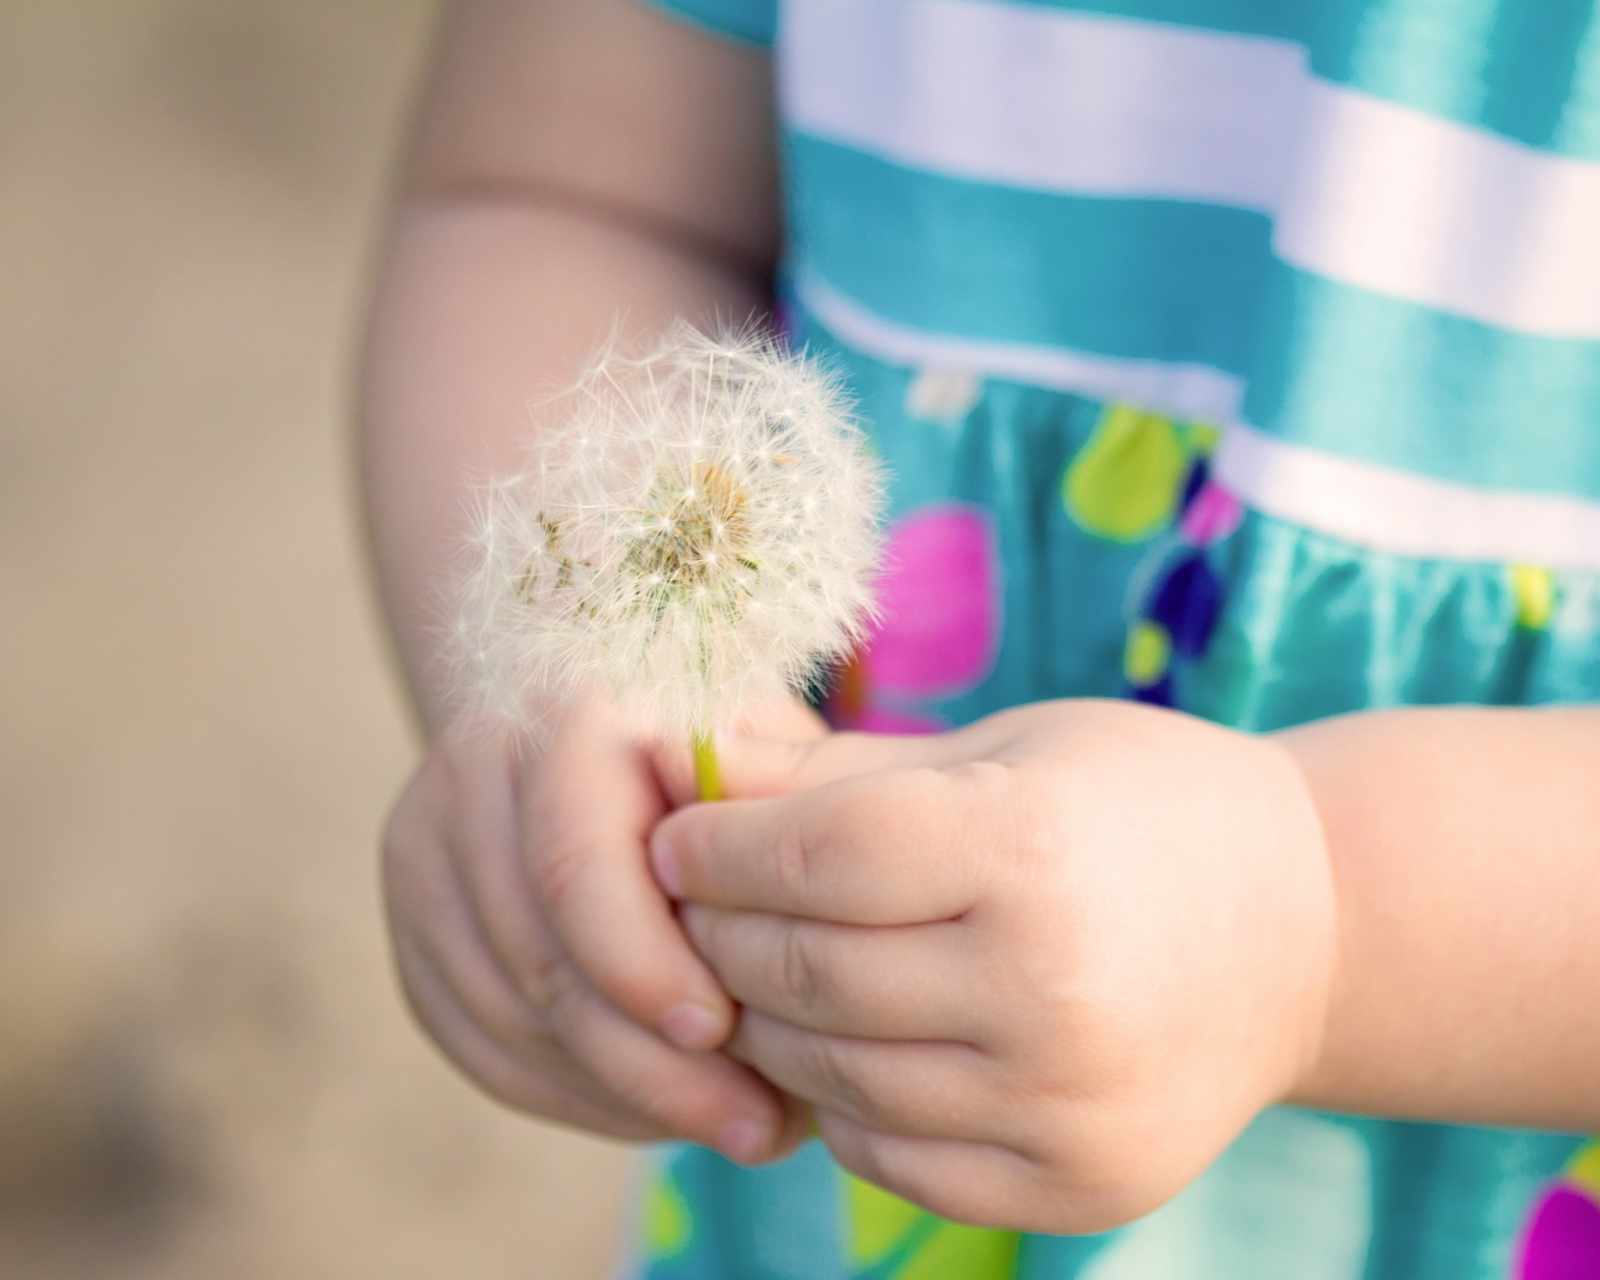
left=1517, top=1141, right=1600, bottom=1279
left=829, top=503, right=1000, bottom=732
left=869, top=503, right=1000, bottom=696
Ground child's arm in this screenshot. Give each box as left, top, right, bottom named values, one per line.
left=362, top=0, right=779, bottom=728
left=361, top=0, right=800, bottom=1161
left=647, top=700, right=1600, bottom=1229
left=1280, top=704, right=1600, bottom=1127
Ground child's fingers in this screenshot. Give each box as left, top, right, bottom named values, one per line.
left=729, top=1011, right=1001, bottom=1145
left=538, top=963, right=806, bottom=1163
left=815, top=1113, right=1053, bottom=1234
left=392, top=930, right=657, bottom=1140
left=514, top=709, right=737, bottom=1050
left=431, top=697, right=729, bottom=1053
left=682, top=907, right=980, bottom=1042
left=390, top=828, right=797, bottom=1159
left=426, top=901, right=795, bottom=1160
left=652, top=766, right=991, bottom=923
left=383, top=786, right=647, bottom=1129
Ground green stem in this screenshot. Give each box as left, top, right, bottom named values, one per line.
left=692, top=731, right=723, bottom=802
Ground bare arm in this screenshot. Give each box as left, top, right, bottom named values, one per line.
left=362, top=1, right=805, bottom=1162
left=360, top=0, right=780, bottom=729
left=1285, top=704, right=1600, bottom=1129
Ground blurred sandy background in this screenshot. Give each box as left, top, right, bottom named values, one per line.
left=0, top=2, right=631, bottom=1276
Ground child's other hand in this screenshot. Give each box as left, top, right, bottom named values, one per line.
left=650, top=701, right=1337, bottom=1231
left=380, top=695, right=817, bottom=1162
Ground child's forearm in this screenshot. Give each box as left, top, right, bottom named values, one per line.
left=1279, top=705, right=1600, bottom=1129
left=358, top=0, right=777, bottom=731
left=360, top=202, right=769, bottom=729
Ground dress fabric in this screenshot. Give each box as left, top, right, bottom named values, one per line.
left=630, top=1, right=1600, bottom=1276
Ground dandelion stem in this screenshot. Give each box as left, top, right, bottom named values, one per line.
left=692, top=731, right=723, bottom=802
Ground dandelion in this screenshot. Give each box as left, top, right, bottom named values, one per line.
left=459, top=323, right=885, bottom=798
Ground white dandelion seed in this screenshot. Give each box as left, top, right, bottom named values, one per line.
left=459, top=323, right=885, bottom=793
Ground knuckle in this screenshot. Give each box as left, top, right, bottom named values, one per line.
left=805, top=1040, right=878, bottom=1124
left=521, top=948, right=582, bottom=1024
left=527, top=836, right=588, bottom=914
left=475, top=989, right=545, bottom=1050
left=528, top=858, right=684, bottom=1025
left=779, top=927, right=826, bottom=1012
left=453, top=956, right=561, bottom=1051
left=772, top=817, right=815, bottom=899
left=470, top=890, right=556, bottom=988
left=825, top=1126, right=890, bottom=1189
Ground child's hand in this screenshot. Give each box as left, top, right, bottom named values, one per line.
left=380, top=695, right=816, bottom=1162
left=650, top=700, right=1337, bottom=1231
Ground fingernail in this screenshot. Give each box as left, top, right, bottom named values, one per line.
left=661, top=1001, right=721, bottom=1052
left=650, top=833, right=681, bottom=897
left=715, top=1118, right=770, bottom=1165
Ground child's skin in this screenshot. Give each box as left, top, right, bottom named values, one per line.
left=365, top=0, right=1600, bottom=1234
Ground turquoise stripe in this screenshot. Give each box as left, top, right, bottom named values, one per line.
left=788, top=134, right=1271, bottom=374
left=1004, top=0, right=1600, bottom=162
left=789, top=134, right=1600, bottom=501
left=1303, top=0, right=1600, bottom=161
left=1243, top=264, right=1600, bottom=500
left=643, top=0, right=777, bottom=46
left=657, top=0, right=1600, bottom=159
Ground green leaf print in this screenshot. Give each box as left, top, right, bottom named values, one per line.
left=1062, top=403, right=1192, bottom=543
left=843, top=1173, right=1019, bottom=1279
left=643, top=1167, right=694, bottom=1261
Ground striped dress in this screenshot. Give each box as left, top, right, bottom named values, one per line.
left=630, top=2, right=1600, bottom=1276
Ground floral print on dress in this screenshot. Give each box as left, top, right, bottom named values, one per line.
left=843, top=1171, right=1018, bottom=1279
left=1062, top=404, right=1216, bottom=544
left=1509, top=564, right=1556, bottom=632
left=641, top=1162, right=696, bottom=1269
left=1056, top=401, right=1238, bottom=703
left=1517, top=1140, right=1600, bottom=1278
left=829, top=502, right=1001, bottom=732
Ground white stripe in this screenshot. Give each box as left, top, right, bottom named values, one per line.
left=782, top=0, right=1600, bottom=339
left=1214, top=423, right=1600, bottom=569
left=1274, top=83, right=1600, bottom=340
left=803, top=275, right=1600, bottom=567
left=782, top=0, right=1307, bottom=210
left=797, top=271, right=1245, bottom=424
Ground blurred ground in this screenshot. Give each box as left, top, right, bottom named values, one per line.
left=0, top=2, right=631, bottom=1276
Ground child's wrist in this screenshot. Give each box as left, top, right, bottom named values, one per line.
left=1259, top=730, right=1342, bottom=1111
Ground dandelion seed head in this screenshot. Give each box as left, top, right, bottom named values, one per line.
left=459, top=322, right=885, bottom=741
